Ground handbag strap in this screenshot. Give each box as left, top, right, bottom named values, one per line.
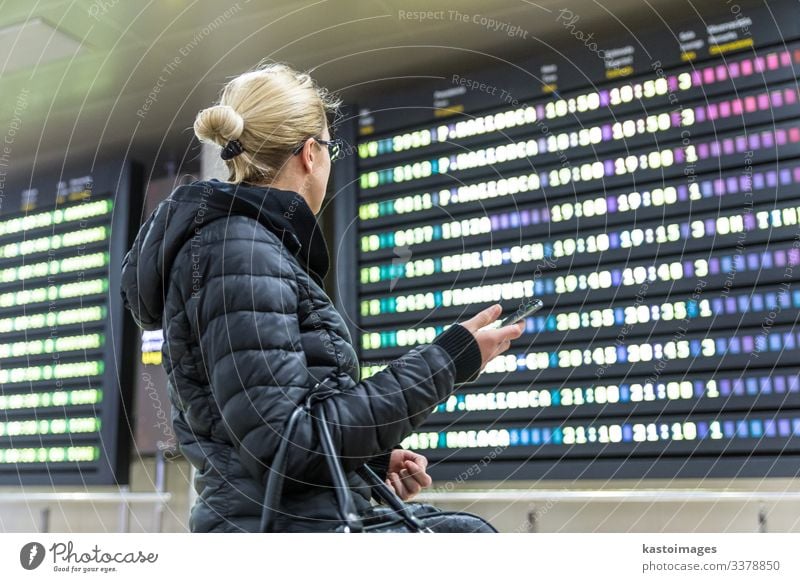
left=260, top=378, right=364, bottom=532
left=259, top=404, right=305, bottom=532
left=313, top=406, right=364, bottom=532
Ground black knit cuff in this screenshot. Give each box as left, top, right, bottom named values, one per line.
left=365, top=449, right=393, bottom=481
left=432, top=323, right=483, bottom=384
left=367, top=443, right=403, bottom=479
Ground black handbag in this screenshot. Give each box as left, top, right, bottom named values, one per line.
left=259, top=379, right=498, bottom=533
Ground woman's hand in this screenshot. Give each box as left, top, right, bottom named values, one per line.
left=460, top=304, right=526, bottom=374
left=384, top=449, right=432, bottom=501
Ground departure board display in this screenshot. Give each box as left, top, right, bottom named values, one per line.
left=0, top=159, right=141, bottom=485
left=339, top=1, right=800, bottom=480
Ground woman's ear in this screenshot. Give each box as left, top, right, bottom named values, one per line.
left=298, top=138, right=316, bottom=174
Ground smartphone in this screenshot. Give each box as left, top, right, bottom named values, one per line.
left=500, top=298, right=544, bottom=327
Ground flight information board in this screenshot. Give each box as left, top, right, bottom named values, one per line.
left=0, top=159, right=141, bottom=485
left=339, top=1, right=800, bottom=480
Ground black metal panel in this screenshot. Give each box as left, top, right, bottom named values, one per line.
left=347, top=0, right=800, bottom=480
left=0, top=157, right=142, bottom=485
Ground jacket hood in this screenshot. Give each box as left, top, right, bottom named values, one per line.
left=120, top=179, right=324, bottom=330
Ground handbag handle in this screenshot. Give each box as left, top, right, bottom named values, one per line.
left=260, top=379, right=364, bottom=532
left=260, top=377, right=433, bottom=533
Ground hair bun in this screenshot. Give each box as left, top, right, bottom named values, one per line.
left=193, top=104, right=244, bottom=146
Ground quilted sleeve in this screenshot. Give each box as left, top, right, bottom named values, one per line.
left=188, top=227, right=473, bottom=489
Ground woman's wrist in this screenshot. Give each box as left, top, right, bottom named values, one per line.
left=432, top=323, right=483, bottom=384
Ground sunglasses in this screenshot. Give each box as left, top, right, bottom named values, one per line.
left=292, top=137, right=345, bottom=162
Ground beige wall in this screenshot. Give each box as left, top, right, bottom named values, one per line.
left=2, top=455, right=800, bottom=533
left=422, top=478, right=800, bottom=533
left=0, top=456, right=193, bottom=533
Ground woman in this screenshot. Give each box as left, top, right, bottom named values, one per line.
left=120, top=63, right=524, bottom=532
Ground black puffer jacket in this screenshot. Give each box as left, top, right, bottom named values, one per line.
left=120, top=179, right=482, bottom=532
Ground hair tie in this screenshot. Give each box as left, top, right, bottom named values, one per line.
left=220, top=139, right=244, bottom=160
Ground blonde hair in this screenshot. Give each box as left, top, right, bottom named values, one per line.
left=193, top=62, right=341, bottom=184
